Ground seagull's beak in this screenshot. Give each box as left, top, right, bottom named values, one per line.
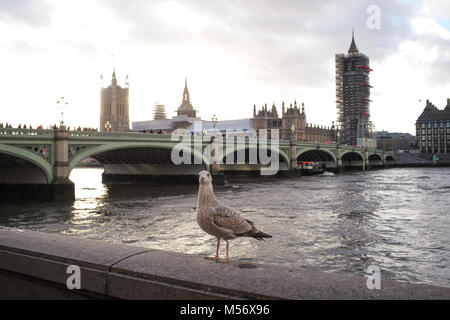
left=200, top=176, right=205, bottom=183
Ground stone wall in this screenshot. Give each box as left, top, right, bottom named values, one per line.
left=0, top=227, right=449, bottom=300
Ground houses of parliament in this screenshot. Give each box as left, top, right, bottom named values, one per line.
left=100, top=69, right=130, bottom=132
left=253, top=102, right=335, bottom=142
left=99, top=69, right=335, bottom=143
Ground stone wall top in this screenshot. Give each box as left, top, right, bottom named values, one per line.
left=0, top=227, right=448, bottom=300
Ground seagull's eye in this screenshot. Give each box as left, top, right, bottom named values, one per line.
left=207, top=173, right=210, bottom=177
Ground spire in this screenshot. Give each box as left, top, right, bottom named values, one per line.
left=177, top=77, right=196, bottom=117
left=111, top=68, right=117, bottom=85
left=110, top=54, right=117, bottom=83
left=348, top=29, right=359, bottom=54
left=182, top=77, right=190, bottom=105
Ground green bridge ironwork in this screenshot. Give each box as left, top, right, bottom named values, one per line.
left=0, top=127, right=396, bottom=186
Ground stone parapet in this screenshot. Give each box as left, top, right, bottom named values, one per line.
left=0, top=227, right=449, bottom=300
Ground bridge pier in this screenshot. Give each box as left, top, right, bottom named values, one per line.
left=290, top=140, right=297, bottom=170
left=52, top=129, right=75, bottom=201
left=363, top=149, right=372, bottom=171
left=334, top=146, right=345, bottom=173
left=382, top=151, right=389, bottom=168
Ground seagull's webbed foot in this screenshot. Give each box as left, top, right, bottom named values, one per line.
left=213, top=240, right=230, bottom=263
left=204, top=238, right=221, bottom=261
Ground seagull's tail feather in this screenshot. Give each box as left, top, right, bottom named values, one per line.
left=246, top=230, right=272, bottom=241
left=240, top=219, right=272, bottom=241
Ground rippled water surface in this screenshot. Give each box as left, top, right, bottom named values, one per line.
left=0, top=167, right=449, bottom=287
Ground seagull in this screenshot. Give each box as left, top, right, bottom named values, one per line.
left=195, top=170, right=272, bottom=263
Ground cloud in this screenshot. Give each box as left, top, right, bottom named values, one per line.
left=0, top=0, right=449, bottom=134
left=97, top=0, right=422, bottom=89
left=0, top=0, right=52, bottom=26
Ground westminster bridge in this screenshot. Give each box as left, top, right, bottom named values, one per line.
left=0, top=127, right=396, bottom=200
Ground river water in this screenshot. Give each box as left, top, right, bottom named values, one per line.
left=0, top=167, right=449, bottom=288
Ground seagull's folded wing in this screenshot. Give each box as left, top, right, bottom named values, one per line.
left=213, top=206, right=253, bottom=235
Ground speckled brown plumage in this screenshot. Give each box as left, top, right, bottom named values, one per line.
left=195, top=170, right=272, bottom=262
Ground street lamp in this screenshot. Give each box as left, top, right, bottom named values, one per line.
left=337, top=131, right=341, bottom=145
left=211, top=114, right=218, bottom=136
left=290, top=124, right=296, bottom=140
left=56, top=96, right=69, bottom=129
left=105, top=121, right=112, bottom=132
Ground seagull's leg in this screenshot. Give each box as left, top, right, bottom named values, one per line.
left=204, top=238, right=220, bottom=260
left=215, top=238, right=221, bottom=259
left=216, top=240, right=229, bottom=263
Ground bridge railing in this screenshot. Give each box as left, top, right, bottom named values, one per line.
left=68, top=130, right=175, bottom=140
left=67, top=131, right=294, bottom=145
left=0, top=128, right=393, bottom=157
left=0, top=128, right=54, bottom=137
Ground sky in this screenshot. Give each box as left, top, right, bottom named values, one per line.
left=0, top=0, right=449, bottom=134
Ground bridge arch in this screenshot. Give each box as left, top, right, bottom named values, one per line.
left=296, top=148, right=337, bottom=162
left=296, top=148, right=337, bottom=168
left=368, top=153, right=383, bottom=165
left=0, top=144, right=53, bottom=183
left=385, top=155, right=395, bottom=163
left=341, top=150, right=364, bottom=160
left=68, top=143, right=209, bottom=174
left=221, top=145, right=290, bottom=166
left=368, top=154, right=382, bottom=161
left=341, top=151, right=364, bottom=168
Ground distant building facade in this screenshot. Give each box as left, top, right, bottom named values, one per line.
left=335, top=31, right=375, bottom=147
left=132, top=78, right=201, bottom=133
left=252, top=101, right=335, bottom=142
left=100, top=70, right=130, bottom=132
left=415, top=99, right=450, bottom=154
left=253, top=103, right=282, bottom=138
left=376, top=131, right=417, bottom=152
left=132, top=79, right=335, bottom=142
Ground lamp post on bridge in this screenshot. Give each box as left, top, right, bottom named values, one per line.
left=211, top=114, right=218, bottom=137
left=105, top=121, right=112, bottom=132
left=56, top=97, right=69, bottom=129
left=290, top=124, right=297, bottom=169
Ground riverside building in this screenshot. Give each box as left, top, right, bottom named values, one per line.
left=415, top=99, right=450, bottom=154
